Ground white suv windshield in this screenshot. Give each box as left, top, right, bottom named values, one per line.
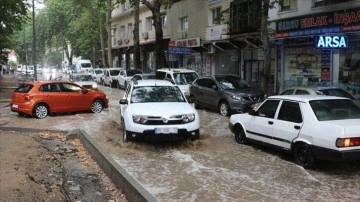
left=173, top=72, right=199, bottom=85
left=131, top=86, right=186, bottom=103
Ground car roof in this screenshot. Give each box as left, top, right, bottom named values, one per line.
left=283, top=86, right=342, bottom=91
left=133, top=79, right=174, bottom=87
left=268, top=94, right=349, bottom=102
left=22, top=80, right=77, bottom=85
left=134, top=73, right=155, bottom=76
left=157, top=68, right=197, bottom=73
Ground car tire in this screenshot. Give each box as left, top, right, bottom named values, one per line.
left=234, top=125, right=248, bottom=144
left=219, top=101, right=230, bottom=117
left=33, top=104, right=49, bottom=119
left=293, top=143, right=315, bottom=169
left=91, top=100, right=104, bottom=113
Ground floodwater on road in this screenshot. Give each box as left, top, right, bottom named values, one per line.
left=1, top=73, right=360, bottom=201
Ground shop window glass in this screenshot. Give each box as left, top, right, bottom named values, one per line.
left=314, top=0, right=354, bottom=7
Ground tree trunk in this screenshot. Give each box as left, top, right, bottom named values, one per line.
left=105, top=0, right=112, bottom=68
left=99, top=14, right=106, bottom=68
left=133, top=0, right=141, bottom=70
left=261, top=0, right=271, bottom=95
left=142, top=0, right=167, bottom=70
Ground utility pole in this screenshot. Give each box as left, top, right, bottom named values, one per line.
left=32, top=0, right=37, bottom=81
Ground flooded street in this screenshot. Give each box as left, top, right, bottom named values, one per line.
left=1, top=73, right=360, bottom=201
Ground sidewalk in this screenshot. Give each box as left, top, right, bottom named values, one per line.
left=0, top=73, right=18, bottom=103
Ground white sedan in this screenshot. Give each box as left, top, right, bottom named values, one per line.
left=119, top=79, right=200, bottom=142
left=229, top=95, right=360, bottom=168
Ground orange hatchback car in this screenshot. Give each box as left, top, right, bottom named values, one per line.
left=10, top=80, right=109, bottom=119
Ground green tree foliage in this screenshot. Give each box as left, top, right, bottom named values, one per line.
left=0, top=0, right=28, bottom=50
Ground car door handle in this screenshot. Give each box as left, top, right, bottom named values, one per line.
left=294, top=125, right=301, bottom=130
left=268, top=121, right=273, bottom=125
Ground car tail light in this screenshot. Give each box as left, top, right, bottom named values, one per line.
left=336, top=138, right=360, bottom=148
left=24, top=94, right=34, bottom=101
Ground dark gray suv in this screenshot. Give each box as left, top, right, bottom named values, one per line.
left=189, top=75, right=266, bottom=116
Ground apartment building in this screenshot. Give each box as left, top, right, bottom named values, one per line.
left=269, top=0, right=360, bottom=93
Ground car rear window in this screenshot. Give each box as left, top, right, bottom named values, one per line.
left=15, top=84, right=33, bottom=93
left=310, top=99, right=360, bottom=121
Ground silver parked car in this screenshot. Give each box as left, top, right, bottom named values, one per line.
left=189, top=75, right=266, bottom=116
left=280, top=86, right=357, bottom=100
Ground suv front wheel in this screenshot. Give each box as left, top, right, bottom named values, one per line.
left=219, top=101, right=230, bottom=116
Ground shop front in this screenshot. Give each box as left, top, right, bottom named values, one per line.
left=168, top=37, right=203, bottom=75
left=274, top=7, right=360, bottom=94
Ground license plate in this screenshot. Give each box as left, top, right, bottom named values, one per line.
left=155, top=127, right=178, bottom=134
left=12, top=104, right=18, bottom=109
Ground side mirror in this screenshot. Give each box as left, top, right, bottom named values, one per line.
left=82, top=88, right=89, bottom=94
left=119, top=99, right=128, bottom=105
left=248, top=109, right=257, bottom=116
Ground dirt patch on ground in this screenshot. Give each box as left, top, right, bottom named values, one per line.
left=0, top=130, right=127, bottom=202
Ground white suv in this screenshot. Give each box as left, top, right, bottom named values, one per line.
left=119, top=79, right=200, bottom=142
left=156, top=68, right=199, bottom=98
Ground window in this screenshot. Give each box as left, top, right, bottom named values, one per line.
left=161, top=13, right=167, bottom=29
left=146, top=17, right=153, bottom=31
left=257, top=100, right=280, bottom=118
left=139, top=20, right=142, bottom=34
left=277, top=101, right=302, bottom=123
left=127, top=23, right=133, bottom=38
left=180, top=16, right=188, bottom=31
left=229, top=0, right=261, bottom=33
left=211, top=7, right=221, bottom=25
left=314, top=0, right=353, bottom=7
left=120, top=25, right=125, bottom=39
left=294, top=90, right=310, bottom=95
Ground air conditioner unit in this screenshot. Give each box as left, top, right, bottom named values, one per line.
left=117, top=40, right=122, bottom=45
left=142, top=32, right=149, bottom=39
left=124, top=39, right=130, bottom=44
left=208, top=45, right=216, bottom=54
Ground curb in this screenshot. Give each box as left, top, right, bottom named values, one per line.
left=0, top=126, right=157, bottom=202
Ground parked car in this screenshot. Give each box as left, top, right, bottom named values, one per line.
left=21, top=65, right=34, bottom=75
left=69, top=73, right=98, bottom=90
left=119, top=79, right=200, bottom=142
left=280, top=86, right=357, bottom=100
left=117, top=69, right=143, bottom=89
left=189, top=75, right=266, bottom=116
left=10, top=80, right=108, bottom=119
left=17, top=65, right=22, bottom=72
left=101, top=68, right=123, bottom=87
left=92, top=68, right=104, bottom=83
left=156, top=68, right=199, bottom=98
left=36, top=65, right=43, bottom=75
left=229, top=95, right=360, bottom=168
left=131, top=73, right=156, bottom=81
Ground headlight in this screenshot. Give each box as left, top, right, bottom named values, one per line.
left=133, top=115, right=148, bottom=124
left=181, top=113, right=195, bottom=123
left=92, top=83, right=98, bottom=89
left=231, top=95, right=246, bottom=101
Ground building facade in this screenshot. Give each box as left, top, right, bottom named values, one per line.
left=269, top=0, right=360, bottom=93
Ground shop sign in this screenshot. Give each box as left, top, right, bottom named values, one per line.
left=315, top=35, right=348, bottom=49
left=168, top=47, right=192, bottom=55
left=275, top=8, right=360, bottom=38
left=168, top=37, right=200, bottom=48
